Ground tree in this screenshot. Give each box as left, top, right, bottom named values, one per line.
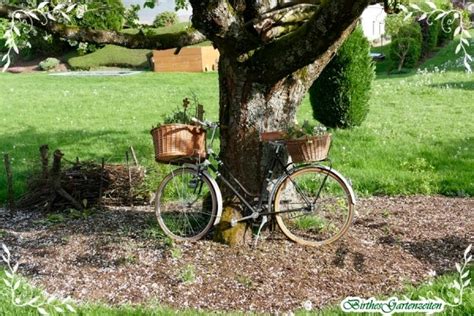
left=0, top=0, right=374, bottom=245
left=153, top=11, right=178, bottom=28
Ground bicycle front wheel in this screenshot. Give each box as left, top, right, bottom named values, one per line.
left=273, top=166, right=354, bottom=246
left=155, top=167, right=218, bottom=241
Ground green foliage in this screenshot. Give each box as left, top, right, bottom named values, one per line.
left=179, top=264, right=196, bottom=283
left=74, top=0, right=125, bottom=31
left=0, top=18, right=8, bottom=53
left=419, top=16, right=440, bottom=55
left=144, top=0, right=188, bottom=10
left=160, top=96, right=205, bottom=126
left=153, top=11, right=179, bottom=28
left=389, top=21, right=423, bottom=71
left=310, top=27, right=374, bottom=129
left=124, top=4, right=141, bottom=29
left=38, top=57, right=60, bottom=71
left=385, top=13, right=406, bottom=37
left=409, top=1, right=450, bottom=54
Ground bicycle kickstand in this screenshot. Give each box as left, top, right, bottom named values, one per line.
left=253, top=215, right=268, bottom=247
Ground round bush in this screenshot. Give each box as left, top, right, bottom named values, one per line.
left=75, top=0, right=125, bottom=31
left=309, top=27, right=375, bottom=129
left=153, top=11, right=179, bottom=28
left=39, top=57, right=60, bottom=71
left=389, top=21, right=422, bottom=71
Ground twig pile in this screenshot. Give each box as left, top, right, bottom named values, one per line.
left=15, top=145, right=146, bottom=212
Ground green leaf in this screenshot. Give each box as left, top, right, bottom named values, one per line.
left=27, top=296, right=40, bottom=306
left=426, top=1, right=437, bottom=10
left=65, top=304, right=76, bottom=312
left=464, top=244, right=472, bottom=258
left=2, top=244, right=10, bottom=257
left=54, top=306, right=64, bottom=313
left=38, top=2, right=49, bottom=10
left=455, top=263, right=461, bottom=273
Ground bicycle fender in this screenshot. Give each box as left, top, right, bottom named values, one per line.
left=184, top=164, right=223, bottom=225
left=314, top=165, right=357, bottom=205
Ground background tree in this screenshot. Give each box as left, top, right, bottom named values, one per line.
left=0, top=0, right=375, bottom=245
left=309, top=27, right=375, bottom=129
left=153, top=11, right=178, bottom=28
left=387, top=14, right=423, bottom=71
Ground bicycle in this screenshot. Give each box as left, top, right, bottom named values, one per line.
left=154, top=118, right=356, bottom=247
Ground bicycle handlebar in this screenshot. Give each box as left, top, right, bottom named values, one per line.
left=191, top=117, right=218, bottom=129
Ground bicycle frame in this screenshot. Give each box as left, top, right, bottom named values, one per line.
left=186, top=119, right=356, bottom=225
left=190, top=122, right=313, bottom=220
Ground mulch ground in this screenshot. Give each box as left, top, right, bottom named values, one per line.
left=0, top=196, right=472, bottom=313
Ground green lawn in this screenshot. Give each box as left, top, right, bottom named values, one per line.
left=0, top=62, right=473, bottom=200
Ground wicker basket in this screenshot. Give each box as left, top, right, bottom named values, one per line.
left=151, top=124, right=206, bottom=163
left=286, top=134, right=331, bottom=163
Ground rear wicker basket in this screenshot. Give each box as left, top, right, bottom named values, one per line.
left=151, top=124, right=206, bottom=163
left=286, top=134, right=331, bottom=163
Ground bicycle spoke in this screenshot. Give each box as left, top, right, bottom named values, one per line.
left=156, top=168, right=217, bottom=241
left=273, top=166, right=353, bottom=246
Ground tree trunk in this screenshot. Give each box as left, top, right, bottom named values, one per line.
left=218, top=55, right=306, bottom=194
left=214, top=55, right=316, bottom=245
left=214, top=22, right=356, bottom=245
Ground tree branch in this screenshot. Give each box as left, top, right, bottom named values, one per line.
left=0, top=4, right=206, bottom=50
left=189, top=0, right=260, bottom=55
left=244, top=0, right=371, bottom=83
left=252, top=4, right=319, bottom=42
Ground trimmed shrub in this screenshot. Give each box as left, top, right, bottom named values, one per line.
left=75, top=0, right=125, bottom=31
left=309, top=27, right=375, bottom=129
left=153, top=11, right=179, bottom=28
left=39, top=57, right=60, bottom=71
left=419, top=17, right=440, bottom=55
left=0, top=19, right=8, bottom=53
left=389, top=21, right=422, bottom=71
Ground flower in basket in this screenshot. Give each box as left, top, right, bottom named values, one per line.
left=286, top=120, right=328, bottom=140
left=151, top=97, right=207, bottom=163
left=151, top=95, right=206, bottom=129
left=285, top=120, right=331, bottom=163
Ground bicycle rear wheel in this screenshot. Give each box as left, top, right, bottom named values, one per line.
left=155, top=167, right=217, bottom=241
left=273, top=166, right=353, bottom=246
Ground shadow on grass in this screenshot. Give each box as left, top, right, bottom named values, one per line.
left=429, top=81, right=474, bottom=91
